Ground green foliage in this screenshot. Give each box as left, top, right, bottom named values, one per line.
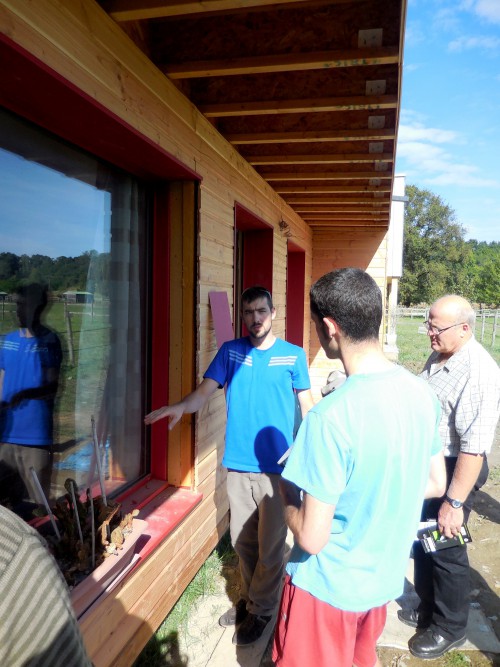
left=399, top=186, right=475, bottom=305
left=0, top=250, right=98, bottom=294
left=474, top=254, right=500, bottom=307
left=399, top=186, right=500, bottom=307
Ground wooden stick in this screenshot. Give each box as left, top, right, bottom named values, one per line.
left=89, top=492, right=95, bottom=569
left=91, top=415, right=107, bottom=506
left=30, top=466, right=60, bottom=540
left=69, top=482, right=84, bottom=545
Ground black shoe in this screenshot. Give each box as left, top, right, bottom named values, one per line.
left=397, top=608, right=431, bottom=629
left=232, top=612, right=272, bottom=646
left=409, top=627, right=466, bottom=659
left=218, top=599, right=248, bottom=627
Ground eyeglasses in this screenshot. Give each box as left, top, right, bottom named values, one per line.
left=423, top=320, right=467, bottom=335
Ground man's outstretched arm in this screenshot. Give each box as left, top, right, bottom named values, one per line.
left=144, top=377, right=220, bottom=430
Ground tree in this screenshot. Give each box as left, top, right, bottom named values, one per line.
left=399, top=185, right=475, bottom=305
left=475, top=256, right=500, bottom=307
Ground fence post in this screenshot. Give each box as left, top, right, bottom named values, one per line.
left=65, top=302, right=75, bottom=366
left=493, top=310, right=499, bottom=348
left=480, top=311, right=486, bottom=343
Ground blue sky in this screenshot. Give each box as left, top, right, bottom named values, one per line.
left=396, top=0, right=500, bottom=242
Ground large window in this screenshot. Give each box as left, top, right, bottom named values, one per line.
left=0, top=109, right=150, bottom=518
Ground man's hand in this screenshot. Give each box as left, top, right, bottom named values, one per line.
left=144, top=403, right=184, bottom=430
left=438, top=501, right=464, bottom=538
left=144, top=378, right=220, bottom=431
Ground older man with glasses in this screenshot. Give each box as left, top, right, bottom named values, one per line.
left=399, top=294, right=500, bottom=660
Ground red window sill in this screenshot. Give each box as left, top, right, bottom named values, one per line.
left=118, top=478, right=203, bottom=560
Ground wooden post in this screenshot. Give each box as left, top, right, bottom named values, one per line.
left=480, top=311, right=486, bottom=343
left=493, top=310, right=498, bottom=348
left=65, top=302, right=75, bottom=366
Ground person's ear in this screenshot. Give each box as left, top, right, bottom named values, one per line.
left=323, top=317, right=337, bottom=339
left=271, top=307, right=276, bottom=321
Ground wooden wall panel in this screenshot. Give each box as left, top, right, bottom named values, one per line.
left=309, top=227, right=388, bottom=400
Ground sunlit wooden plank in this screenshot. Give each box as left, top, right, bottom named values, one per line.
left=164, top=47, right=399, bottom=79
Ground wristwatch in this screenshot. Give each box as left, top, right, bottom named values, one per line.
left=445, top=494, right=463, bottom=509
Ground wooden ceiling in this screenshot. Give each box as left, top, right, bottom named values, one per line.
left=98, top=0, right=407, bottom=231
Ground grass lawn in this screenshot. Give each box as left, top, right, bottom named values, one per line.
left=395, top=314, right=500, bottom=373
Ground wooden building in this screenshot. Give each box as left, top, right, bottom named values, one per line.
left=0, top=1, right=407, bottom=664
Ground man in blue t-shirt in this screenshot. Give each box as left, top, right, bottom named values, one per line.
left=272, top=269, right=446, bottom=667
left=0, top=283, right=62, bottom=518
left=145, top=285, right=313, bottom=646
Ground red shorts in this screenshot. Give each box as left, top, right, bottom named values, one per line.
left=273, top=576, right=387, bottom=667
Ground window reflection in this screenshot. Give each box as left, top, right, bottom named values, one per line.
left=0, top=110, right=148, bottom=518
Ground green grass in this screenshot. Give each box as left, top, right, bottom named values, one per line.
left=442, top=650, right=472, bottom=666
left=395, top=315, right=500, bottom=373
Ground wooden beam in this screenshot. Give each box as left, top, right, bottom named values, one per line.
left=283, top=195, right=391, bottom=204
left=275, top=184, right=392, bottom=193
left=293, top=205, right=390, bottom=213
left=301, top=212, right=387, bottom=220
left=228, top=128, right=395, bottom=144
left=102, top=0, right=358, bottom=21
left=262, top=171, right=393, bottom=181
left=163, top=47, right=400, bottom=79
left=307, top=218, right=389, bottom=229
left=200, top=94, right=398, bottom=117
left=246, top=153, right=394, bottom=165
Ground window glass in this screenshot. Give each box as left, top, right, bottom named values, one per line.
left=0, top=109, right=148, bottom=519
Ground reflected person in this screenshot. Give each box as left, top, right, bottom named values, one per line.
left=0, top=283, right=62, bottom=518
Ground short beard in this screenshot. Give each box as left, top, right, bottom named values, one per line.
left=249, top=325, right=271, bottom=341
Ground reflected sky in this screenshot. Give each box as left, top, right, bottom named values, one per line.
left=0, top=148, right=110, bottom=258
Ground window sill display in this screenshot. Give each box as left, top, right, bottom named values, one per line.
left=34, top=477, right=147, bottom=618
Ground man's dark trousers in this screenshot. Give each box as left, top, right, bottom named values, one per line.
left=413, top=456, right=489, bottom=640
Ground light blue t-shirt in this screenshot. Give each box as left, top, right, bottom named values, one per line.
left=204, top=337, right=311, bottom=473
left=283, top=365, right=442, bottom=612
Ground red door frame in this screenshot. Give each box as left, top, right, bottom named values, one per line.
left=233, top=203, right=274, bottom=335
left=286, top=242, right=306, bottom=346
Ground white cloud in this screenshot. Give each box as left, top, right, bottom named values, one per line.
left=398, top=124, right=458, bottom=144
left=474, top=0, right=500, bottom=24
left=397, top=122, right=499, bottom=188
left=448, top=35, right=500, bottom=51
left=403, top=62, right=422, bottom=73
left=459, top=0, right=500, bottom=23
left=404, top=21, right=426, bottom=47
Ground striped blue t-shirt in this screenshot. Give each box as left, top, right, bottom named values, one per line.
left=204, top=337, right=310, bottom=473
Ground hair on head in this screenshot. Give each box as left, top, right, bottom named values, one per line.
left=310, top=268, right=382, bottom=342
left=15, top=282, right=48, bottom=309
left=241, top=285, right=273, bottom=309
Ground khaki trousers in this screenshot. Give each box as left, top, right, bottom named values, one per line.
left=227, top=470, right=287, bottom=616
